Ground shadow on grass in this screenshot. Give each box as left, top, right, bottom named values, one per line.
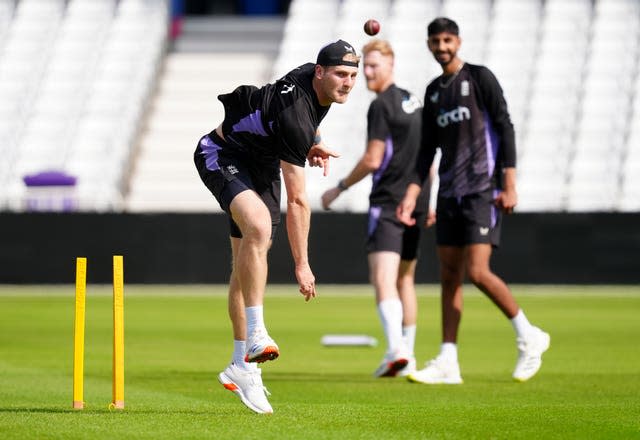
left=0, top=407, right=76, bottom=414
left=265, top=371, right=376, bottom=383
left=0, top=406, right=235, bottom=415
left=130, top=370, right=377, bottom=385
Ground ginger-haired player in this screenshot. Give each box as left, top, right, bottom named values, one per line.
left=322, top=39, right=433, bottom=378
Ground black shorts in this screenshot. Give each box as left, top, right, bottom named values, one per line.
left=193, top=133, right=281, bottom=239
left=366, top=205, right=424, bottom=261
left=435, top=189, right=501, bottom=247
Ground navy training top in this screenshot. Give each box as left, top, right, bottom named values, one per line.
left=414, top=63, right=516, bottom=198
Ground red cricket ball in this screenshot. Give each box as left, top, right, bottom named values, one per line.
left=364, top=19, right=380, bottom=36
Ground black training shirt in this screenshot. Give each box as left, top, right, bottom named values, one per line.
left=214, top=63, right=330, bottom=184
left=414, top=63, right=516, bottom=198
left=366, top=84, right=426, bottom=207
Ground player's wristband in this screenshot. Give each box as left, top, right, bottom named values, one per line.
left=337, top=179, right=348, bottom=191
left=313, top=134, right=321, bottom=144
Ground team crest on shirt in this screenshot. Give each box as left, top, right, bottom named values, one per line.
left=430, top=91, right=439, bottom=103
left=402, top=95, right=422, bottom=114
left=281, top=84, right=295, bottom=94
left=227, top=165, right=239, bottom=175
left=479, top=227, right=489, bottom=235
left=461, top=80, right=469, bottom=96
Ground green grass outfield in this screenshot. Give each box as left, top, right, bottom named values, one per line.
left=1, top=284, right=639, bottom=439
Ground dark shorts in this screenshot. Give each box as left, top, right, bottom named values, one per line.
left=193, top=133, right=281, bottom=239
left=366, top=205, right=424, bottom=261
left=435, top=189, right=501, bottom=247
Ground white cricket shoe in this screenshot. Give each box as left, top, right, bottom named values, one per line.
left=513, top=326, right=550, bottom=382
left=397, top=356, right=417, bottom=377
left=373, top=350, right=410, bottom=378
left=407, top=356, right=463, bottom=384
left=245, top=328, right=280, bottom=363
left=218, top=363, right=273, bottom=414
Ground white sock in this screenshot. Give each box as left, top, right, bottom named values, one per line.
left=440, top=342, right=458, bottom=362
left=402, top=325, right=416, bottom=355
left=511, top=309, right=533, bottom=339
left=377, top=298, right=404, bottom=354
left=232, top=340, right=256, bottom=371
left=245, top=305, right=265, bottom=335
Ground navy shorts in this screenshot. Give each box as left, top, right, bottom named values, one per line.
left=435, top=189, right=501, bottom=247
left=193, top=133, right=281, bottom=239
left=366, top=205, right=424, bottom=261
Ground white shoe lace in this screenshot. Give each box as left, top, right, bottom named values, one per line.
left=423, top=356, right=459, bottom=376
left=516, top=338, right=528, bottom=353
left=514, top=332, right=546, bottom=378
left=427, top=355, right=453, bottom=368
left=425, top=359, right=439, bottom=369
left=245, top=369, right=272, bottom=397
left=517, top=330, right=544, bottom=356
left=249, top=327, right=267, bottom=341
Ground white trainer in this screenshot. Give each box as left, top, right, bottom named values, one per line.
left=245, top=328, right=280, bottom=363
left=407, top=356, right=463, bottom=384
left=373, top=350, right=410, bottom=378
left=397, top=356, right=417, bottom=377
left=218, top=363, right=273, bottom=414
left=513, top=326, right=550, bottom=382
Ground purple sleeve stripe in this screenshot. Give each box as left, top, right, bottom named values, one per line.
left=372, top=136, right=394, bottom=187
left=199, top=136, right=222, bottom=171
left=232, top=109, right=269, bottom=137
left=483, top=111, right=499, bottom=178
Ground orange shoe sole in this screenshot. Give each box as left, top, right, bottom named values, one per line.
left=245, top=346, right=280, bottom=363
left=380, top=358, right=409, bottom=377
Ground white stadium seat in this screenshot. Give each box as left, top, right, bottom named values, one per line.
left=0, top=0, right=168, bottom=211
left=2, top=0, right=640, bottom=212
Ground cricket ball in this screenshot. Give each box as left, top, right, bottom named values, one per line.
left=363, top=19, right=380, bottom=36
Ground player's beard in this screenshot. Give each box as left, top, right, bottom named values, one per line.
left=365, top=77, right=379, bottom=92
left=434, top=50, right=456, bottom=67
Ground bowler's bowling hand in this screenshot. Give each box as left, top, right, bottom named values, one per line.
left=295, top=263, right=316, bottom=302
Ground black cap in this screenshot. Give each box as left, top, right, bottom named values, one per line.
left=316, top=39, right=359, bottom=67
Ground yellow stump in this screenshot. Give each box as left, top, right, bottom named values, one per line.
left=73, top=257, right=87, bottom=410
left=112, top=255, right=125, bottom=409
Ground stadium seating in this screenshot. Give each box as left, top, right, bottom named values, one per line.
left=124, top=15, right=282, bottom=212
left=0, top=0, right=168, bottom=211
left=1, top=0, right=639, bottom=213
left=125, top=51, right=274, bottom=212
left=273, top=0, right=640, bottom=213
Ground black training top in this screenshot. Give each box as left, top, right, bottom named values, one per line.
left=366, top=84, right=426, bottom=207
left=212, top=63, right=330, bottom=185
left=414, top=63, right=516, bottom=198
